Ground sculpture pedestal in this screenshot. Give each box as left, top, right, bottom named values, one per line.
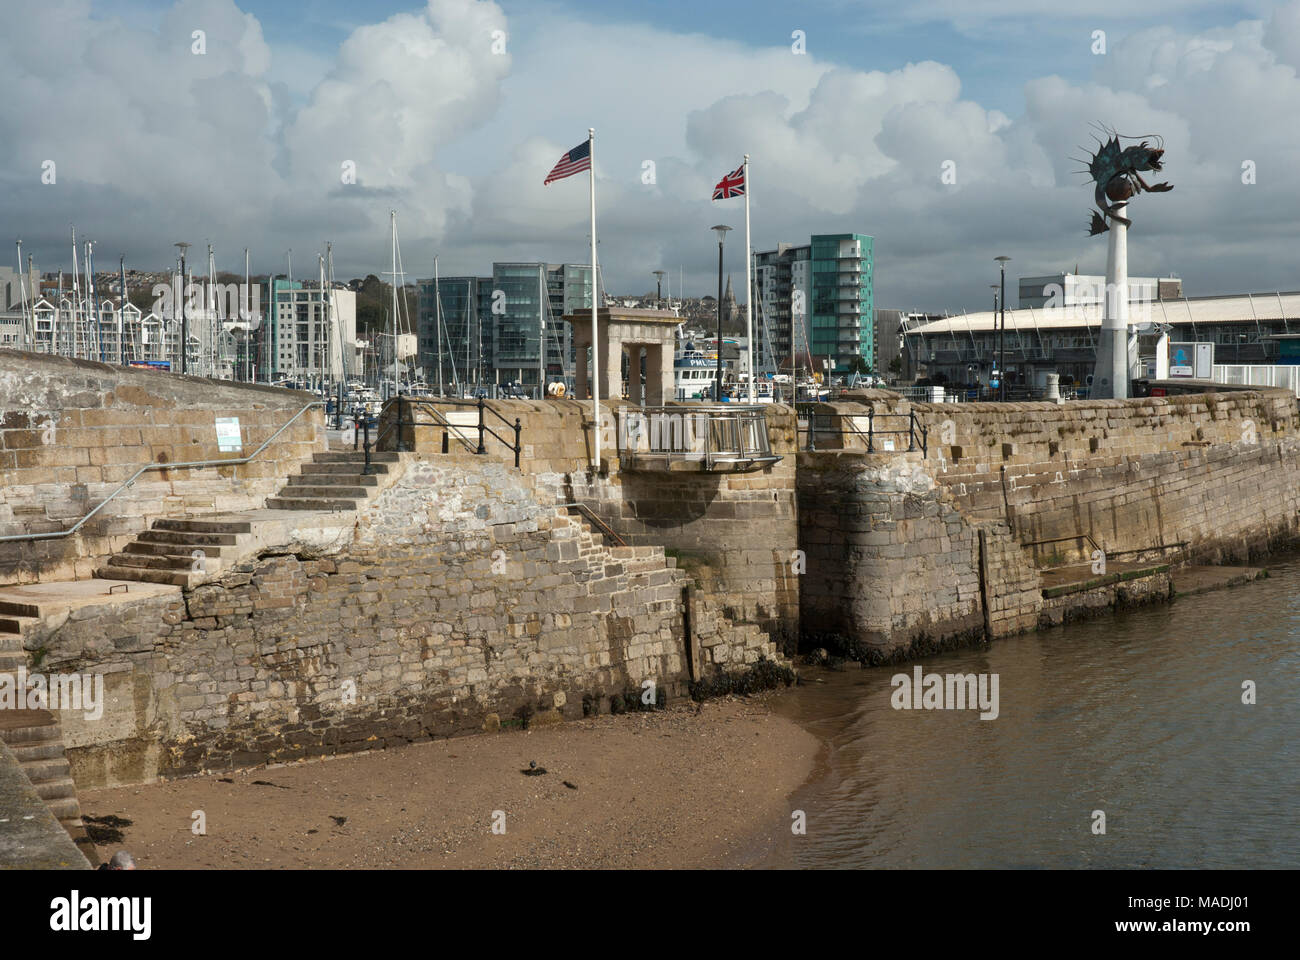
left=1091, top=201, right=1131, bottom=399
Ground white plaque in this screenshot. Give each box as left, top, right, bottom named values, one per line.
left=215, top=417, right=242, bottom=452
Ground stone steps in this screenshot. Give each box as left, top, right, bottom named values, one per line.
left=0, top=652, right=30, bottom=674
left=124, top=541, right=230, bottom=559
left=94, top=565, right=195, bottom=587
left=0, top=709, right=92, bottom=860
left=0, top=615, right=39, bottom=638
left=138, top=529, right=241, bottom=546
left=97, top=516, right=254, bottom=588
left=300, top=461, right=390, bottom=475
left=265, top=497, right=366, bottom=511
left=312, top=451, right=400, bottom=464
left=0, top=599, right=40, bottom=619
left=276, top=484, right=375, bottom=500
left=92, top=448, right=403, bottom=590
left=265, top=450, right=396, bottom=513
left=154, top=518, right=253, bottom=535
left=288, top=471, right=379, bottom=486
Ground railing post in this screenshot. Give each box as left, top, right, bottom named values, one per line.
left=908, top=410, right=916, bottom=452
left=513, top=418, right=522, bottom=469
left=921, top=424, right=929, bottom=458
left=808, top=408, right=817, bottom=451
left=476, top=397, right=487, bottom=455
left=867, top=408, right=875, bottom=453
left=362, top=417, right=372, bottom=475
left=352, top=407, right=359, bottom=451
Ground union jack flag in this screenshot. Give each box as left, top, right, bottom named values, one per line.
left=712, top=163, right=745, bottom=200
left=544, top=140, right=591, bottom=184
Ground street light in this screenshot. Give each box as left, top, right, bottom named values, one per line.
left=175, top=242, right=191, bottom=374
left=712, top=225, right=732, bottom=401
left=653, top=270, right=666, bottom=309
left=994, top=255, right=1010, bottom=400
left=989, top=283, right=999, bottom=398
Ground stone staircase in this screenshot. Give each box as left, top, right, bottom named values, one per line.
left=98, top=516, right=256, bottom=587
left=0, top=605, right=96, bottom=864
left=94, top=450, right=403, bottom=588
left=554, top=509, right=785, bottom=674
left=266, top=450, right=398, bottom=510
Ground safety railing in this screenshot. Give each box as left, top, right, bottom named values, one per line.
left=618, top=405, right=779, bottom=470
left=398, top=397, right=523, bottom=469
left=560, top=503, right=626, bottom=546
left=796, top=403, right=928, bottom=457
left=0, top=401, right=325, bottom=543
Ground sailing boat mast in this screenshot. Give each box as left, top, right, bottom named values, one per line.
left=243, top=247, right=251, bottom=381
left=538, top=262, right=545, bottom=398
left=70, top=227, right=80, bottom=359
left=434, top=254, right=443, bottom=396
left=15, top=240, right=29, bottom=350
left=328, top=242, right=344, bottom=416
left=390, top=211, right=398, bottom=394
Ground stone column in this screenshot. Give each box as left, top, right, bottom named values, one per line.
left=574, top=331, right=590, bottom=398
left=645, top=343, right=671, bottom=406
left=633, top=345, right=647, bottom=406
left=605, top=336, right=624, bottom=402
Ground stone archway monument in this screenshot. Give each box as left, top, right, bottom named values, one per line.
left=565, top=306, right=682, bottom=405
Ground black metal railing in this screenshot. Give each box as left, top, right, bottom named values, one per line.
left=403, top=397, right=523, bottom=469
left=796, top=403, right=928, bottom=457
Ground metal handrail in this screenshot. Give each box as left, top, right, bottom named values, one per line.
left=796, top=405, right=928, bottom=456
left=618, top=405, right=774, bottom=468
left=1024, top=532, right=1106, bottom=571
left=0, top=401, right=325, bottom=543
left=404, top=398, right=522, bottom=469
left=560, top=502, right=626, bottom=546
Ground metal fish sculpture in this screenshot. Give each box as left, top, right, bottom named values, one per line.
left=1080, top=131, right=1173, bottom=235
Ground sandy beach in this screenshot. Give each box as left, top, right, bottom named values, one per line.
left=78, top=696, right=818, bottom=869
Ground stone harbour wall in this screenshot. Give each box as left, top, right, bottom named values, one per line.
left=797, top=387, right=1300, bottom=658
left=387, top=397, right=802, bottom=654
left=33, top=454, right=778, bottom=788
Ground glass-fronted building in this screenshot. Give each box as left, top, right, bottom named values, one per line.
left=756, top=233, right=874, bottom=377
left=810, top=233, right=873, bottom=375
left=416, top=262, right=595, bottom=393
left=417, top=276, right=492, bottom=390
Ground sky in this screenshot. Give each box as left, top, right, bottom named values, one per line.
left=4, top=0, right=1300, bottom=312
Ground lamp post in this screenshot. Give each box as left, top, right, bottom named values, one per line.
left=175, top=242, right=190, bottom=374
left=989, top=283, right=999, bottom=398
left=653, top=270, right=666, bottom=309
left=711, top=225, right=732, bottom=401
left=994, top=256, right=1010, bottom=400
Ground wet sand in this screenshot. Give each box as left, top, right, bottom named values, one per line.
left=79, top=697, right=817, bottom=869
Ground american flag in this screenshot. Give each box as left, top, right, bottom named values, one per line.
left=544, top=140, right=591, bottom=184
left=712, top=163, right=745, bottom=200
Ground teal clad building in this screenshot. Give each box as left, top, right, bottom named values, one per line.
left=810, top=234, right=873, bottom=375
left=756, top=233, right=873, bottom=377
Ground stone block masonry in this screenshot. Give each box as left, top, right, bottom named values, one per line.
left=385, top=397, right=803, bottom=654
left=32, top=453, right=780, bottom=788
left=798, top=387, right=1300, bottom=659
left=0, top=349, right=326, bottom=585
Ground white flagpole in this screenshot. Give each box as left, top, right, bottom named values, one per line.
left=589, top=128, right=601, bottom=469
left=744, top=154, right=754, bottom=403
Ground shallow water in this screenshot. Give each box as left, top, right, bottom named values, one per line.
left=762, top=559, right=1300, bottom=868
